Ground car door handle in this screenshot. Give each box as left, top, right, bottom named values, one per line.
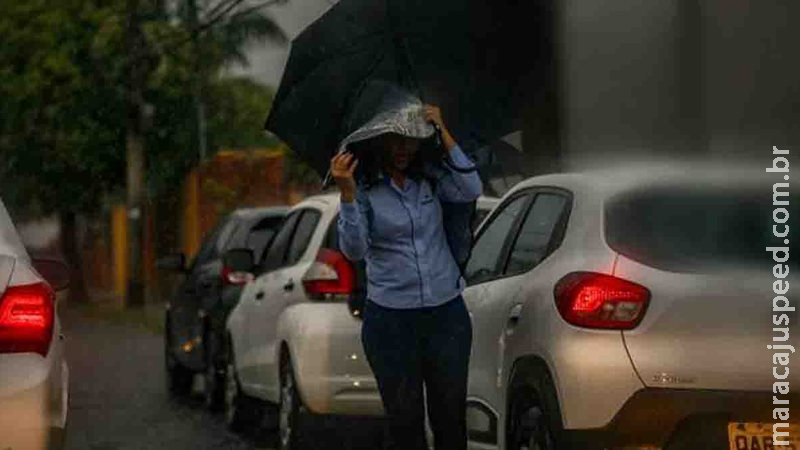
left=506, top=304, right=523, bottom=335
left=283, top=279, right=295, bottom=292
left=255, top=291, right=265, bottom=301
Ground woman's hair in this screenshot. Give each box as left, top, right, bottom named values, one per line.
left=349, top=134, right=443, bottom=189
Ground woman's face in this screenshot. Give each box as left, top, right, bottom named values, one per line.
left=380, top=133, right=419, bottom=171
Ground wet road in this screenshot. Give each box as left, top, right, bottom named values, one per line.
left=61, top=305, right=384, bottom=450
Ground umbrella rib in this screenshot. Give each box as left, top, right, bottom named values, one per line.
left=339, top=48, right=389, bottom=137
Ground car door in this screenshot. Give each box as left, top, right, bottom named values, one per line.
left=251, top=208, right=321, bottom=395
left=463, top=193, right=532, bottom=423
left=237, top=211, right=300, bottom=390
left=464, top=190, right=571, bottom=447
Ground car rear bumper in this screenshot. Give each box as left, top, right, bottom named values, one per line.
left=300, top=373, right=384, bottom=416
left=0, top=351, right=67, bottom=450
left=565, top=388, right=800, bottom=449
left=282, top=303, right=383, bottom=416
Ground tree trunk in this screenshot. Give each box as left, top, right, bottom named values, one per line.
left=125, top=0, right=147, bottom=307
left=60, top=212, right=88, bottom=303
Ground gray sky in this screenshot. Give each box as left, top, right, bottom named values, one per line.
left=228, top=0, right=334, bottom=87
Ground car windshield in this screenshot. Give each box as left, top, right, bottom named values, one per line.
left=605, top=185, right=798, bottom=272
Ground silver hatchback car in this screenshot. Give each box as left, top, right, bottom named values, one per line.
left=462, top=166, right=799, bottom=450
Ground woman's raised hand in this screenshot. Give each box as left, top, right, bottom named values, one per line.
left=423, top=105, right=446, bottom=130
left=424, top=104, right=457, bottom=151
left=331, top=151, right=358, bottom=202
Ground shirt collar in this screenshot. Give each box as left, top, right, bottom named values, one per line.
left=380, top=170, right=415, bottom=194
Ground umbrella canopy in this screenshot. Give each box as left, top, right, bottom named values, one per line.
left=264, top=0, right=545, bottom=176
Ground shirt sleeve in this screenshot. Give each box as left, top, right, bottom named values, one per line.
left=430, top=145, right=483, bottom=202
left=337, top=192, right=370, bottom=261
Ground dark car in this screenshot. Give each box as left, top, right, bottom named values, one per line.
left=158, top=206, right=287, bottom=409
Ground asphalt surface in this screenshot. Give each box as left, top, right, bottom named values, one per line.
left=60, top=305, right=384, bottom=450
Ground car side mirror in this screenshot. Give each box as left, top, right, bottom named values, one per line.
left=156, top=253, right=186, bottom=272
left=31, top=258, right=70, bottom=292
left=223, top=248, right=255, bottom=286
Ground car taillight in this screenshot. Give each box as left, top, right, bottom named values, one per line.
left=0, top=282, right=55, bottom=356
left=554, top=272, right=650, bottom=330
left=302, top=248, right=355, bottom=301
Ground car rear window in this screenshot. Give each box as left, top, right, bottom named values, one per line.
left=605, top=186, right=798, bottom=272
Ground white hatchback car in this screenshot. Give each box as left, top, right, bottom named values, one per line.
left=461, top=166, right=799, bottom=450
left=0, top=198, right=70, bottom=450
left=224, top=193, right=498, bottom=449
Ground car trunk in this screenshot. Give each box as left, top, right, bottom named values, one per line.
left=605, top=183, right=798, bottom=391
left=616, top=259, right=795, bottom=390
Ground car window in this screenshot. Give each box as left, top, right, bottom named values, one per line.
left=286, top=210, right=321, bottom=265
left=0, top=199, right=27, bottom=258
left=260, top=211, right=301, bottom=272
left=606, top=186, right=800, bottom=272
left=473, top=207, right=492, bottom=229
left=464, top=194, right=530, bottom=285
left=215, top=217, right=239, bottom=254
left=246, top=216, right=283, bottom=262
left=324, top=215, right=339, bottom=250
left=505, top=193, right=568, bottom=275
left=190, top=216, right=230, bottom=271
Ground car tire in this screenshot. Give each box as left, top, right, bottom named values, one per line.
left=279, top=355, right=307, bottom=450
left=203, top=330, right=225, bottom=412
left=165, top=317, right=193, bottom=396
left=507, top=366, right=564, bottom=450
left=224, top=338, right=259, bottom=432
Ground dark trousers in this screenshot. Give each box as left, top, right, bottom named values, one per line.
left=361, top=295, right=473, bottom=450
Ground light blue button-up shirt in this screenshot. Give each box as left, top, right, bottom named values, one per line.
left=338, top=146, right=482, bottom=309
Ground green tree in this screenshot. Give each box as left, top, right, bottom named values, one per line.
left=0, top=0, right=295, bottom=301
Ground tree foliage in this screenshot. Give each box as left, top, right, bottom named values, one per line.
left=0, top=0, right=291, bottom=218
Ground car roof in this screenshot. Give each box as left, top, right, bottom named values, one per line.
left=230, top=206, right=289, bottom=222
left=477, top=195, right=500, bottom=210
left=289, top=192, right=341, bottom=212
left=509, top=162, right=778, bottom=199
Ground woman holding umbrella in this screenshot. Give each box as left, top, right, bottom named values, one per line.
left=332, top=103, right=482, bottom=450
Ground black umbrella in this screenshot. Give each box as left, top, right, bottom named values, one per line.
left=264, top=0, right=547, bottom=177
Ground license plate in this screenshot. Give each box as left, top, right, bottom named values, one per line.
left=728, top=422, right=800, bottom=450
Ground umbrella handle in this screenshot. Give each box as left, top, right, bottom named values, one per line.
left=432, top=123, right=444, bottom=150
left=321, top=168, right=334, bottom=190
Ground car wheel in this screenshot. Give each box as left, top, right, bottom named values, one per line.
left=165, top=318, right=193, bottom=396
left=279, top=356, right=306, bottom=450
left=511, top=403, right=555, bottom=450
left=224, top=339, right=259, bottom=432
left=203, top=332, right=225, bottom=412
left=507, top=368, right=563, bottom=450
